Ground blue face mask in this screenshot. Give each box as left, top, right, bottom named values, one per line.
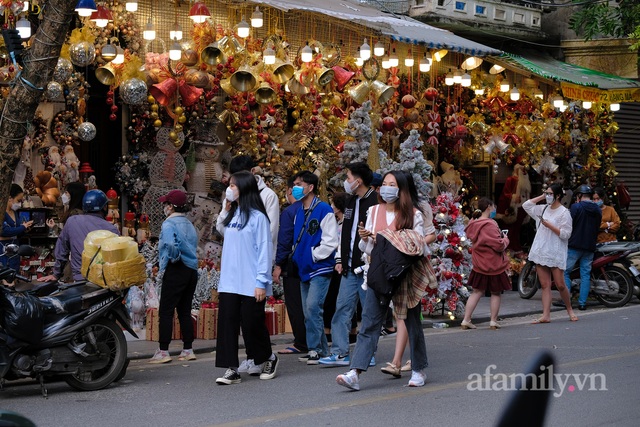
left=596, top=200, right=604, bottom=207
left=292, top=185, right=306, bottom=201
left=489, top=210, right=496, bottom=219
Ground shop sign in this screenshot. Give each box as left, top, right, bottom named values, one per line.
left=561, top=83, right=640, bottom=103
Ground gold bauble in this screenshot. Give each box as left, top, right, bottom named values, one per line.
left=292, top=110, right=300, bottom=119
left=229, top=131, right=235, bottom=137
left=293, top=124, right=300, bottom=132
left=174, top=124, right=183, bottom=132
left=178, top=115, right=187, bottom=124
left=150, top=104, right=159, bottom=112
left=153, top=119, right=162, bottom=127
left=172, top=139, right=182, bottom=147
left=313, top=136, right=320, bottom=143
left=226, top=125, right=232, bottom=131
left=147, top=95, right=156, bottom=104
left=150, top=112, right=158, bottom=119
left=322, top=98, right=331, bottom=107
left=169, top=131, right=178, bottom=140
left=174, top=106, right=184, bottom=116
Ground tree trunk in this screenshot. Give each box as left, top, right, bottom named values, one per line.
left=0, top=0, right=76, bottom=209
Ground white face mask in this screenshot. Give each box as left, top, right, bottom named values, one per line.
left=379, top=186, right=399, bottom=203
left=545, top=194, right=555, bottom=205
left=343, top=179, right=358, bottom=195
left=61, top=193, right=70, bottom=205
left=163, top=205, right=172, bottom=217
left=225, top=187, right=239, bottom=202
left=11, top=202, right=21, bottom=211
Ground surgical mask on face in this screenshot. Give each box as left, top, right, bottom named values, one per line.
left=292, top=186, right=306, bottom=201
left=163, top=205, right=172, bottom=217
left=596, top=200, right=604, bottom=207
left=225, top=187, right=238, bottom=202
left=545, top=194, right=555, bottom=205
left=61, top=193, right=70, bottom=205
left=11, top=203, right=21, bottom=211
left=343, top=179, right=358, bottom=195
left=489, top=210, right=496, bottom=219
left=379, top=186, right=399, bottom=203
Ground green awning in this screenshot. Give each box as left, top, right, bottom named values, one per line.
left=490, top=52, right=640, bottom=103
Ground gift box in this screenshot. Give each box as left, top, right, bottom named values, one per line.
left=266, top=301, right=285, bottom=335
left=264, top=309, right=278, bottom=336
left=145, top=308, right=183, bottom=341
left=197, top=307, right=218, bottom=340
left=284, top=309, right=292, bottom=334
left=210, top=289, right=219, bottom=303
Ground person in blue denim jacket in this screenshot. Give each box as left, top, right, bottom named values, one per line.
left=149, top=189, right=199, bottom=364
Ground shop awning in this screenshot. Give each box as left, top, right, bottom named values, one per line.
left=490, top=52, right=640, bottom=103
left=250, top=0, right=501, bottom=56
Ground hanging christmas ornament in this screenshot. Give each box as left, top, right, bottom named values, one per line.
left=78, top=122, right=97, bottom=142
left=45, top=81, right=63, bottom=101
left=120, top=78, right=148, bottom=105
left=483, top=135, right=509, bottom=154
left=53, top=58, right=73, bottom=83
left=424, top=87, right=438, bottom=102
left=69, top=42, right=97, bottom=67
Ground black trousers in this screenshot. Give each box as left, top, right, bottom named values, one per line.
left=216, top=292, right=273, bottom=368
left=159, top=261, right=198, bottom=350
left=283, top=269, right=308, bottom=352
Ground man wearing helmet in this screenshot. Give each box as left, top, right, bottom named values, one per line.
left=39, top=189, right=119, bottom=282
left=564, top=185, right=602, bottom=311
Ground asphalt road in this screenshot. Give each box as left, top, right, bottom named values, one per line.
left=2, top=304, right=639, bottom=427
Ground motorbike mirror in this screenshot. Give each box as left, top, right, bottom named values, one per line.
left=4, top=243, right=20, bottom=255
left=17, top=245, right=36, bottom=257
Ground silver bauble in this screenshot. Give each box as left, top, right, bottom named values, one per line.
left=45, top=81, right=63, bottom=100
left=53, top=58, right=73, bottom=83
left=78, top=122, right=97, bottom=142
left=120, top=78, right=148, bottom=105
left=69, top=42, right=96, bottom=67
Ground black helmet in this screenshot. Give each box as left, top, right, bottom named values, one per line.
left=82, top=189, right=108, bottom=212
left=576, top=184, right=592, bottom=196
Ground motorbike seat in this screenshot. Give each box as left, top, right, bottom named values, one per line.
left=39, top=282, right=108, bottom=315
left=596, top=242, right=640, bottom=254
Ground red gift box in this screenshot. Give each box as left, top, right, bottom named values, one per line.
left=264, top=309, right=278, bottom=336
left=266, top=302, right=285, bottom=335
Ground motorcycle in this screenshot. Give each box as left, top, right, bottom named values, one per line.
left=0, top=244, right=137, bottom=397
left=517, top=241, right=640, bottom=308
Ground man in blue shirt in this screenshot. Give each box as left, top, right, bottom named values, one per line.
left=564, top=185, right=602, bottom=311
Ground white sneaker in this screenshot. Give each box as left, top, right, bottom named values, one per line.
left=238, top=359, right=254, bottom=373
left=148, top=349, right=171, bottom=364
left=336, top=369, right=360, bottom=391
left=248, top=361, right=264, bottom=376
left=178, top=349, right=196, bottom=361
left=408, top=370, right=426, bottom=387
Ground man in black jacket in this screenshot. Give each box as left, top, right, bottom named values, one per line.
left=319, top=163, right=378, bottom=366
left=564, top=185, right=602, bottom=311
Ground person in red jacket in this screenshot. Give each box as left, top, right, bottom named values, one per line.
left=461, top=198, right=511, bottom=330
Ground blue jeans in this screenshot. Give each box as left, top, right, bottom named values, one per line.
left=351, top=287, right=428, bottom=372
left=330, top=271, right=366, bottom=356
left=300, top=275, right=330, bottom=355
left=565, top=248, right=594, bottom=306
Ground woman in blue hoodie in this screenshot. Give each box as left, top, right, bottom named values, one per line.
left=214, top=171, right=278, bottom=385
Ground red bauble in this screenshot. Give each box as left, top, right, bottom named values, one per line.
left=443, top=270, right=454, bottom=280
left=382, top=116, right=396, bottom=131
left=401, top=94, right=417, bottom=109
left=439, top=206, right=448, bottom=213
left=110, top=105, right=118, bottom=113
left=444, top=247, right=455, bottom=257
left=240, top=105, right=249, bottom=115
left=106, top=188, right=118, bottom=200
left=424, top=87, right=438, bottom=101
left=436, top=234, right=444, bottom=242
left=106, top=97, right=113, bottom=105
left=109, top=114, right=117, bottom=121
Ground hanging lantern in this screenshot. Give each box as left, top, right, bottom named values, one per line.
left=389, top=49, right=398, bottom=67
left=90, top=5, right=112, bottom=28
left=143, top=18, right=156, bottom=41
left=125, top=0, right=137, bottom=12
left=374, top=40, right=384, bottom=57
left=236, top=17, right=250, bottom=38
left=461, top=72, right=471, bottom=87
left=301, top=42, right=313, bottom=63
left=405, top=50, right=414, bottom=67
left=251, top=6, right=263, bottom=28
left=169, top=39, right=182, bottom=61
left=360, top=39, right=371, bottom=60
left=75, top=0, right=97, bottom=17
left=510, top=86, right=520, bottom=101
left=263, top=45, right=276, bottom=65
left=16, top=17, right=31, bottom=39
left=419, top=53, right=431, bottom=72
left=112, top=47, right=125, bottom=65
left=169, top=22, right=183, bottom=41
left=101, top=42, right=117, bottom=62
left=445, top=70, right=454, bottom=86
left=462, top=57, right=483, bottom=70
left=189, top=1, right=210, bottom=23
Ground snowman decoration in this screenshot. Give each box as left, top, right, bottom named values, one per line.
left=142, top=127, right=187, bottom=237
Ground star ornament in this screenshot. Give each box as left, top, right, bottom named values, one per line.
left=483, top=135, right=509, bottom=154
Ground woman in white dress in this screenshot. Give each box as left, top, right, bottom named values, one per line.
left=522, top=183, right=578, bottom=323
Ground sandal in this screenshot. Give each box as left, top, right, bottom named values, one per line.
left=569, top=314, right=579, bottom=322
left=278, top=346, right=303, bottom=355
left=380, top=362, right=401, bottom=378
left=400, top=360, right=412, bottom=372
left=531, top=318, right=550, bottom=324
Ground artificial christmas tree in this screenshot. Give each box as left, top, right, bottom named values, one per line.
left=379, top=129, right=433, bottom=198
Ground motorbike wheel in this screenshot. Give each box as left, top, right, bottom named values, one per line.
left=518, top=261, right=539, bottom=299
left=64, top=318, right=127, bottom=391
left=593, top=265, right=634, bottom=308
left=114, top=358, right=130, bottom=382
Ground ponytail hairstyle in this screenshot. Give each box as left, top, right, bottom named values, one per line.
left=472, top=197, right=495, bottom=219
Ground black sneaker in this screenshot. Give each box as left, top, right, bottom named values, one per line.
left=306, top=351, right=320, bottom=365
left=260, top=355, right=279, bottom=380
left=216, top=369, right=241, bottom=385
left=298, top=353, right=311, bottom=362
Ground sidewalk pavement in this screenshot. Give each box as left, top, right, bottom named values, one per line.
left=127, top=290, right=563, bottom=360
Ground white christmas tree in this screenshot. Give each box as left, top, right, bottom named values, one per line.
left=379, top=129, right=433, bottom=198
left=426, top=192, right=472, bottom=319
left=330, top=101, right=375, bottom=186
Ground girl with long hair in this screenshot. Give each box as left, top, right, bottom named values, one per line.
left=337, top=171, right=437, bottom=390
left=523, top=183, right=578, bottom=323
left=461, top=197, right=511, bottom=330
left=215, top=171, right=278, bottom=384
